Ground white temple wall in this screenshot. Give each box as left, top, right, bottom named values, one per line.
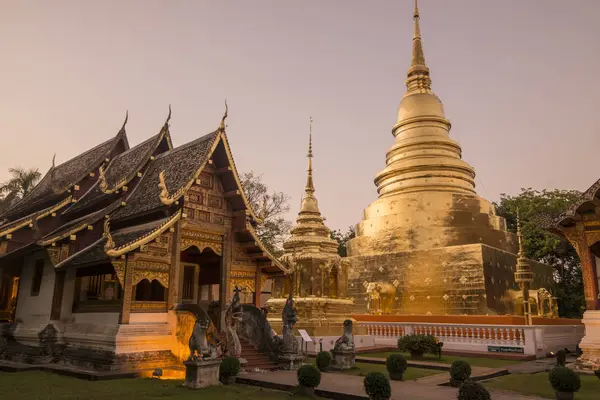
left=13, top=250, right=56, bottom=345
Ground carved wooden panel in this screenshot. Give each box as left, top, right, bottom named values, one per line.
left=187, top=192, right=203, bottom=205
left=208, top=195, right=222, bottom=210
left=212, top=214, right=224, bottom=225
left=197, top=172, right=213, bottom=189
left=196, top=211, right=210, bottom=222
left=184, top=207, right=195, bottom=219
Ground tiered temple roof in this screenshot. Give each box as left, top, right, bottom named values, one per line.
left=0, top=106, right=285, bottom=274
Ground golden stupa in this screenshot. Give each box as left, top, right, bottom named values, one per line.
left=346, top=1, right=554, bottom=316
left=267, top=119, right=354, bottom=335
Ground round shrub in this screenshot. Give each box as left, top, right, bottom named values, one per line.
left=386, top=354, right=408, bottom=373
left=363, top=372, right=391, bottom=400
left=450, top=360, right=472, bottom=383
left=316, top=351, right=332, bottom=372
left=297, top=364, right=321, bottom=388
left=458, top=381, right=491, bottom=400
left=397, top=334, right=437, bottom=356
left=549, top=367, right=581, bottom=393
left=220, top=356, right=241, bottom=378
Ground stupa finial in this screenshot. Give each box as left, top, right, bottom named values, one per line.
left=406, top=0, right=432, bottom=93
left=517, top=207, right=525, bottom=258
left=305, top=117, right=315, bottom=194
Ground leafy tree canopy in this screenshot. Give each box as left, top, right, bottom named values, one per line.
left=0, top=167, right=42, bottom=213
left=494, top=188, right=584, bottom=317
left=330, top=226, right=356, bottom=257
left=240, top=171, right=292, bottom=256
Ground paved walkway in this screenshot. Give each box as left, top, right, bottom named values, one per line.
left=239, top=370, right=546, bottom=400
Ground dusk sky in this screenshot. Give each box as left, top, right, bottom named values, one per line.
left=1, top=0, right=599, bottom=231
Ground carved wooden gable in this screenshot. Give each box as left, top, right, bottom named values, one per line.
left=183, top=166, right=232, bottom=227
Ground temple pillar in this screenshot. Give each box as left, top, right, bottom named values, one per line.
left=254, top=267, right=262, bottom=307
left=168, top=221, right=182, bottom=308
left=50, top=270, right=66, bottom=321
left=219, top=232, right=232, bottom=331
left=192, top=264, right=200, bottom=304
left=119, top=256, right=133, bottom=324
left=59, top=267, right=77, bottom=321
left=575, top=223, right=600, bottom=310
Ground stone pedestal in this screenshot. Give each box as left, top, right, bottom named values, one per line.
left=267, top=297, right=360, bottom=336
left=277, top=352, right=305, bottom=370
left=183, top=359, right=221, bottom=389
left=574, top=310, right=600, bottom=372
left=330, top=350, right=355, bottom=370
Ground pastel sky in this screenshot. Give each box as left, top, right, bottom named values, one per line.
left=1, top=0, right=599, bottom=231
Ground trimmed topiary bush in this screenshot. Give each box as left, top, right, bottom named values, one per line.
left=386, top=354, right=408, bottom=381
left=219, top=356, right=241, bottom=384
left=316, top=351, right=332, bottom=372
left=397, top=334, right=437, bottom=358
left=363, top=372, right=391, bottom=400
left=549, top=367, right=581, bottom=394
left=297, top=364, right=322, bottom=388
left=449, top=360, right=472, bottom=387
left=457, top=381, right=491, bottom=400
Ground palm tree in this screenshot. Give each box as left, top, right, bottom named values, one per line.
left=0, top=167, right=42, bottom=211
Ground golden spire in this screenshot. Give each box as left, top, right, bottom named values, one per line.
left=406, top=0, right=432, bottom=93
left=305, top=117, right=314, bottom=194
left=517, top=208, right=525, bottom=258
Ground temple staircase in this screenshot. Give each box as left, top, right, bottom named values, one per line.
left=216, top=334, right=277, bottom=371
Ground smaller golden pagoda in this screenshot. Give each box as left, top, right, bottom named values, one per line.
left=267, top=118, right=354, bottom=336
left=514, top=210, right=534, bottom=325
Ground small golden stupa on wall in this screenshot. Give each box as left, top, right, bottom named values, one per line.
left=266, top=118, right=354, bottom=336
left=346, top=1, right=555, bottom=316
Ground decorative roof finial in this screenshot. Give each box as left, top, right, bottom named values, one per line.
left=219, top=100, right=228, bottom=131
left=120, top=110, right=129, bottom=132
left=103, top=216, right=115, bottom=251
left=305, top=117, right=315, bottom=194
left=166, top=105, right=172, bottom=125
left=98, top=163, right=109, bottom=192
left=51, top=154, right=56, bottom=169
left=406, top=0, right=432, bottom=93
left=158, top=170, right=176, bottom=205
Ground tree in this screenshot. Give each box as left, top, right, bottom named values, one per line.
left=240, top=171, right=292, bottom=256
left=0, top=167, right=42, bottom=213
left=494, top=188, right=584, bottom=318
left=330, top=226, right=356, bottom=257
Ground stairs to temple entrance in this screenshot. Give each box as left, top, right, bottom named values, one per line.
left=217, top=334, right=277, bottom=371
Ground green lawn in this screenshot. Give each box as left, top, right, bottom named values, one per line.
left=311, top=360, right=441, bottom=380
left=359, top=351, right=522, bottom=368
left=483, top=372, right=600, bottom=400
left=0, top=371, right=315, bottom=400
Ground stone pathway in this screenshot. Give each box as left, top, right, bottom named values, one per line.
left=356, top=355, right=449, bottom=371
left=239, top=370, right=546, bottom=400
left=505, top=356, right=578, bottom=374
left=356, top=355, right=510, bottom=383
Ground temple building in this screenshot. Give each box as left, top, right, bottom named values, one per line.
left=346, top=1, right=554, bottom=316
left=266, top=119, right=354, bottom=336
left=0, top=106, right=286, bottom=372
left=543, top=179, right=600, bottom=371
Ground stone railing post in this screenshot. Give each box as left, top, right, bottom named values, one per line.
left=522, top=326, right=538, bottom=356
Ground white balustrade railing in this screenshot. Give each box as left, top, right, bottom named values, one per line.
left=359, top=321, right=584, bottom=357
